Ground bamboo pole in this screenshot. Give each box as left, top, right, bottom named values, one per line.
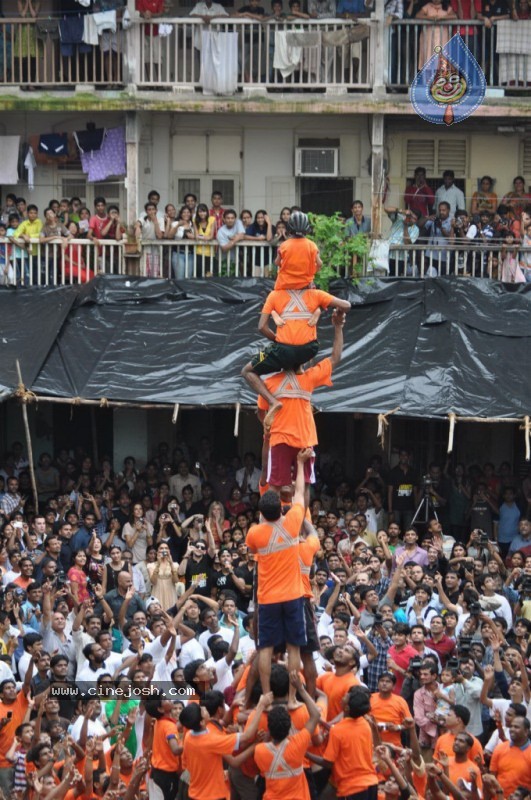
left=15, top=361, right=39, bottom=514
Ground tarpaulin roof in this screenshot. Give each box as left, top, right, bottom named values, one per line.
left=1, top=276, right=530, bottom=419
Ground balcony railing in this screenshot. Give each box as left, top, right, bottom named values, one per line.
left=0, top=18, right=123, bottom=87
left=137, top=17, right=372, bottom=91
left=2, top=238, right=529, bottom=286
left=388, top=19, right=530, bottom=91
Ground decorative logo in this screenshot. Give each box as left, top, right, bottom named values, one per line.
left=410, top=34, right=486, bottom=125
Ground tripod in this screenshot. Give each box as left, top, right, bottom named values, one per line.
left=411, top=489, right=439, bottom=527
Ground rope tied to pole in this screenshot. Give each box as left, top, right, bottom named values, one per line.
left=14, top=382, right=38, bottom=405
left=377, top=406, right=400, bottom=450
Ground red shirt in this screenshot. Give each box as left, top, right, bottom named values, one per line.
left=425, top=635, right=456, bottom=666
left=388, top=644, right=418, bottom=695
left=404, top=183, right=435, bottom=218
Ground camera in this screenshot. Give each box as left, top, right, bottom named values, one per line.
left=447, top=656, right=459, bottom=671
left=422, top=475, right=433, bottom=489
left=373, top=611, right=383, bottom=626
left=55, top=575, right=67, bottom=590
left=409, top=656, right=423, bottom=671
left=478, top=530, right=489, bottom=546
left=520, top=577, right=531, bottom=597
left=458, top=635, right=473, bottom=654
left=468, top=601, right=481, bottom=616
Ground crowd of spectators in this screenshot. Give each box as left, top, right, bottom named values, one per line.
left=385, top=169, right=531, bottom=280
left=0, top=434, right=529, bottom=799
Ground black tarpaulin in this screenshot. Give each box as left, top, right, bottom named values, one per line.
left=0, top=276, right=529, bottom=419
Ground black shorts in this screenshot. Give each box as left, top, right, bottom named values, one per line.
left=301, top=596, right=319, bottom=654
left=257, top=597, right=307, bottom=648
left=250, top=340, right=319, bottom=376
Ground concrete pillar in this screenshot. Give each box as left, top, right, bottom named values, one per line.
left=371, top=114, right=385, bottom=236
left=125, top=111, right=140, bottom=227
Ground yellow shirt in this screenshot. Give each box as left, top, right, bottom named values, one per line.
left=194, top=216, right=216, bottom=258
left=14, top=218, right=43, bottom=255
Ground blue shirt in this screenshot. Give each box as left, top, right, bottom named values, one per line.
left=337, top=0, right=367, bottom=12
left=498, top=502, right=521, bottom=544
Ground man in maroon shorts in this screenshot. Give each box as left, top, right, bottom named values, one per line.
left=257, top=310, right=345, bottom=503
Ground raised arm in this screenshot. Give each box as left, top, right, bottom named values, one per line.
left=330, top=309, right=345, bottom=369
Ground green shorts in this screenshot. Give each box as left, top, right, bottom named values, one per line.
left=250, top=340, right=319, bottom=376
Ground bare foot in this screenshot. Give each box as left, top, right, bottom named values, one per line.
left=264, top=401, right=282, bottom=430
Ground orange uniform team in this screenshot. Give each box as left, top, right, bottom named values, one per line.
left=0, top=209, right=530, bottom=800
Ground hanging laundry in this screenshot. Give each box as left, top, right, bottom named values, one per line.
left=83, top=15, right=99, bottom=46
left=201, top=31, right=238, bottom=96
left=0, top=137, right=20, bottom=184
left=59, top=16, right=93, bottom=57
left=39, top=133, right=69, bottom=156
left=24, top=146, right=37, bottom=191
left=74, top=127, right=107, bottom=154
left=92, top=10, right=117, bottom=35
left=273, top=31, right=302, bottom=78
left=80, top=126, right=125, bottom=182
left=35, top=20, right=60, bottom=40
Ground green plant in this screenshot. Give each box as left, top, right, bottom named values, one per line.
left=308, top=212, right=370, bottom=290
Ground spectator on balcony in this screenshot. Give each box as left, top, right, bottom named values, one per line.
left=17, top=198, right=28, bottom=221
left=240, top=209, right=253, bottom=229
left=416, top=0, right=457, bottom=69
left=244, top=209, right=274, bottom=242
left=40, top=208, right=70, bottom=247
left=184, top=193, right=198, bottom=220
left=209, top=190, right=225, bottom=232
left=15, top=0, right=41, bottom=87
left=64, top=222, right=94, bottom=284
left=88, top=196, right=111, bottom=243
left=476, top=209, right=495, bottom=243
left=519, top=206, right=531, bottom=282
left=1, top=195, right=18, bottom=226
left=513, top=0, right=530, bottom=18
left=384, top=206, right=420, bottom=277
left=146, top=190, right=165, bottom=226
left=237, top=0, right=268, bottom=82
left=168, top=205, right=195, bottom=280
left=11, top=204, right=42, bottom=284
left=471, top=175, right=498, bottom=217
left=102, top=205, right=126, bottom=242
left=434, top=170, right=465, bottom=218
left=404, top=167, right=435, bottom=226
left=135, top=201, right=164, bottom=277
left=346, top=200, right=371, bottom=235
left=501, top=176, right=531, bottom=220
left=217, top=209, right=246, bottom=267
left=190, top=0, right=229, bottom=51
left=193, top=203, right=216, bottom=275
left=308, top=0, right=337, bottom=17
left=337, top=0, right=371, bottom=17
left=424, top=201, right=454, bottom=276
left=450, top=0, right=482, bottom=59
left=136, top=0, right=165, bottom=81
left=492, top=203, right=520, bottom=240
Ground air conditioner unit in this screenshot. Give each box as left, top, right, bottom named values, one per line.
left=295, top=147, right=339, bottom=177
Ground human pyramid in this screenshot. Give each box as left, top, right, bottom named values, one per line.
left=242, top=211, right=350, bottom=716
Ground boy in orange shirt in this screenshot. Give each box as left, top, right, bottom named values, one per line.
left=247, top=449, right=311, bottom=702
left=255, top=309, right=344, bottom=498
left=242, top=285, right=350, bottom=427
left=254, top=671, right=321, bottom=800
left=274, top=211, right=321, bottom=291
left=370, top=672, right=414, bottom=748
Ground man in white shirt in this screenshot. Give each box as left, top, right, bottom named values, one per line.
left=217, top=210, right=245, bottom=254
left=169, top=461, right=202, bottom=503
left=434, top=170, right=466, bottom=217
left=235, top=452, right=262, bottom=502
left=70, top=697, right=110, bottom=752
left=190, top=0, right=229, bottom=48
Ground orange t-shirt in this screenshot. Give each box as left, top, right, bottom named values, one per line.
left=262, top=289, right=333, bottom=346
left=369, top=692, right=411, bottom=748
left=254, top=728, right=312, bottom=800
left=13, top=575, right=32, bottom=590
left=275, top=238, right=319, bottom=291
left=257, top=359, right=333, bottom=449
left=0, top=693, right=29, bottom=768
left=490, top=740, right=531, bottom=796
left=299, top=534, right=319, bottom=598
left=316, top=671, right=360, bottom=722
left=324, top=716, right=378, bottom=796
left=151, top=716, right=181, bottom=773
left=448, top=757, right=483, bottom=791
left=247, top=503, right=304, bottom=604
left=434, top=731, right=484, bottom=765
left=182, top=727, right=239, bottom=800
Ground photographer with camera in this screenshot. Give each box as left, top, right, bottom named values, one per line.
left=468, top=483, right=498, bottom=540
left=452, top=656, right=484, bottom=738
left=424, top=201, right=454, bottom=276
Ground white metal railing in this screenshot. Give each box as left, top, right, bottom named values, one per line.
left=1, top=239, right=529, bottom=285
left=388, top=19, right=530, bottom=90
left=0, top=239, right=124, bottom=286
left=0, top=18, right=123, bottom=87
left=137, top=17, right=372, bottom=91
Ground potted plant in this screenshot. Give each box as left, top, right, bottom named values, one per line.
left=308, top=212, right=371, bottom=290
